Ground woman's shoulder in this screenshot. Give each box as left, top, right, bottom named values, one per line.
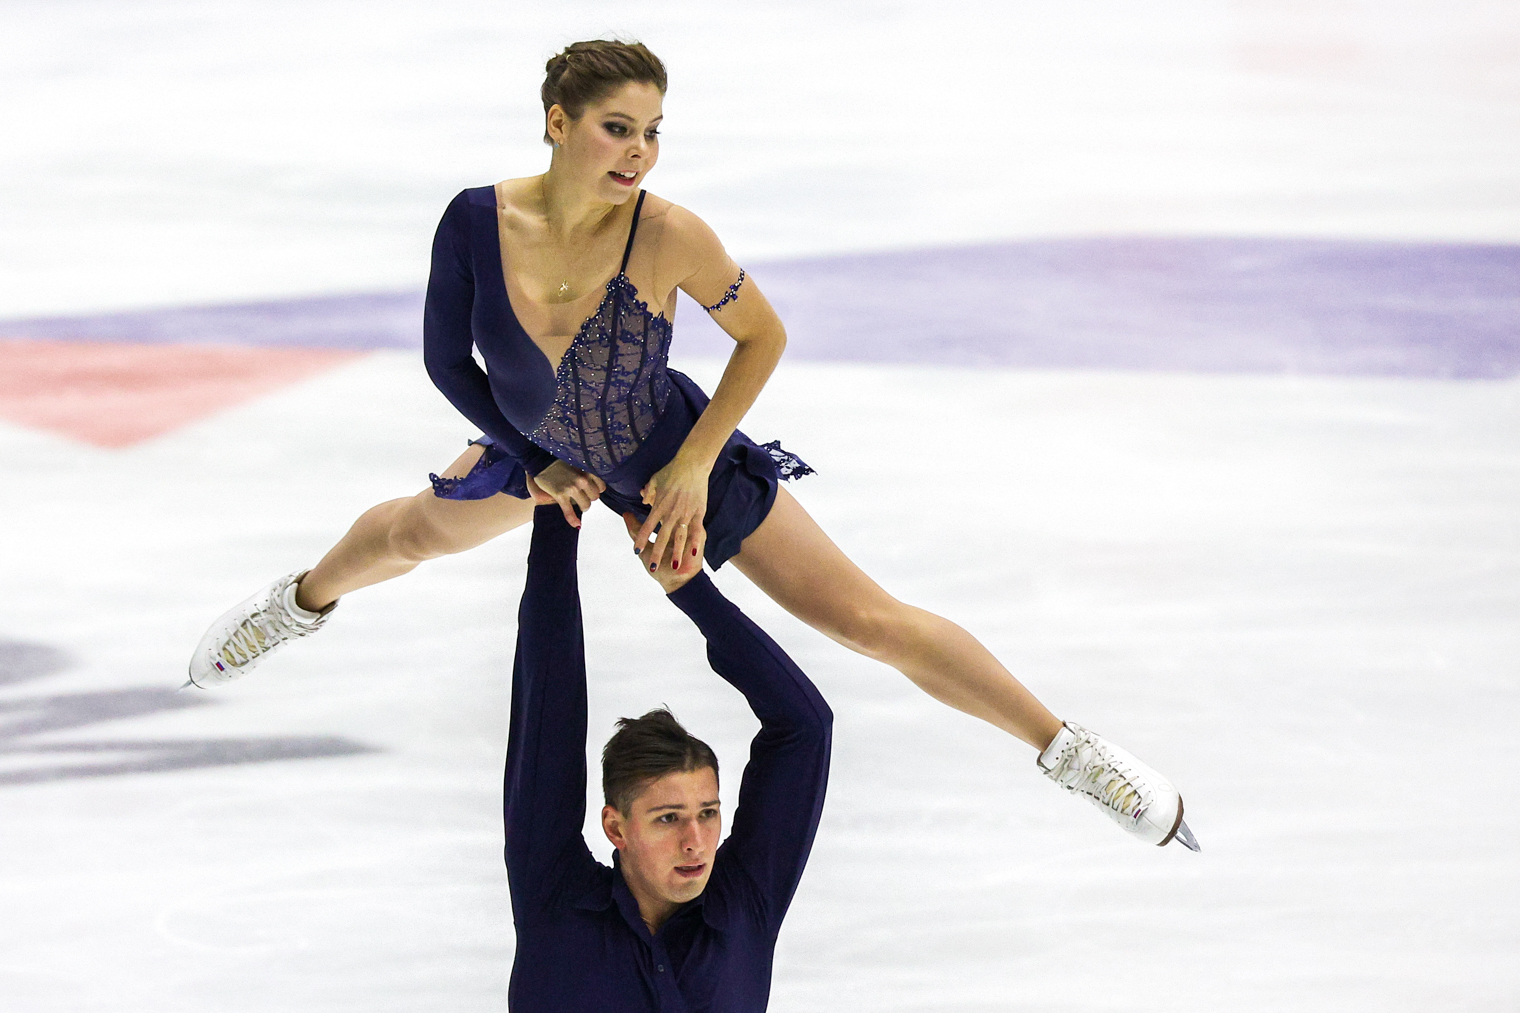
left=441, top=184, right=500, bottom=209
left=640, top=193, right=726, bottom=261
left=641, top=193, right=712, bottom=234
left=434, top=185, right=498, bottom=234
left=442, top=177, right=537, bottom=216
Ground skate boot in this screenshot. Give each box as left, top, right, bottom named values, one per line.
left=1038, top=721, right=1200, bottom=851
left=185, top=571, right=333, bottom=689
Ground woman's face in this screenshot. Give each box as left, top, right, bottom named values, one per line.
left=549, top=81, right=663, bottom=204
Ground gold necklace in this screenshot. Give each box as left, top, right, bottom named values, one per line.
left=539, top=176, right=576, bottom=302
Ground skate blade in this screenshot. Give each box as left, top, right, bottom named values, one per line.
left=179, top=677, right=200, bottom=692
left=1172, top=819, right=1201, bottom=852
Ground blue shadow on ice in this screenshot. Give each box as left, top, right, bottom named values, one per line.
left=0, top=641, right=375, bottom=787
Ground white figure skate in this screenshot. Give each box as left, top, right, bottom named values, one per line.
left=185, top=571, right=333, bottom=689
left=1038, top=721, right=1200, bottom=851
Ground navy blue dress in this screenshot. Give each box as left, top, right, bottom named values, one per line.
left=507, top=506, right=832, bottom=1012
left=422, top=187, right=811, bottom=568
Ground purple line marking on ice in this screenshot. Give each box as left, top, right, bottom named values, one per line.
left=701, top=237, right=1519, bottom=380
left=3, top=238, right=1516, bottom=378
left=0, top=291, right=426, bottom=351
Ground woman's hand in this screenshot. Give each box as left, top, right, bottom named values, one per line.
left=623, top=514, right=700, bottom=593
left=525, top=460, right=607, bottom=528
left=634, top=452, right=711, bottom=575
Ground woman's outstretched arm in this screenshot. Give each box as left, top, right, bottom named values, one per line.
left=633, top=205, right=788, bottom=569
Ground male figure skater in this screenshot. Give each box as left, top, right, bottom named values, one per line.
left=505, top=505, right=832, bottom=1011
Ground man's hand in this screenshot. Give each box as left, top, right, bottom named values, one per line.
left=527, top=460, right=607, bottom=528
left=623, top=513, right=701, bottom=593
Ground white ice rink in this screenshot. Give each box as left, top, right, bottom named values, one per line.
left=2, top=3, right=1518, bottom=1011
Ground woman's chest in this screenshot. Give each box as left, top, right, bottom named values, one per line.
left=494, top=208, right=669, bottom=359
left=499, top=231, right=626, bottom=352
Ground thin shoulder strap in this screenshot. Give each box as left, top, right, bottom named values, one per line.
left=618, top=190, right=647, bottom=275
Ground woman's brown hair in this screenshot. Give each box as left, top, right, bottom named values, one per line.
left=541, top=40, right=667, bottom=144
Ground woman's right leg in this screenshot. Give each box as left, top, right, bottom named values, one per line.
left=295, top=443, right=537, bottom=611
left=188, top=444, right=537, bottom=688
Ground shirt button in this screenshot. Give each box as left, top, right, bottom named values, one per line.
left=657, top=965, right=665, bottom=973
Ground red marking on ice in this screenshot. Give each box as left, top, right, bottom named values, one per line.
left=0, top=338, right=364, bottom=448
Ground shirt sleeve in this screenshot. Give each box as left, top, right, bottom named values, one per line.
left=422, top=191, right=557, bottom=482
left=665, top=573, right=833, bottom=934
left=502, top=506, right=599, bottom=923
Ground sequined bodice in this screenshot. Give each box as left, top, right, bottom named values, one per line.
left=426, top=184, right=800, bottom=506
left=528, top=270, right=674, bottom=476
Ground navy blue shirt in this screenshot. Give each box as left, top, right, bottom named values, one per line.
left=505, top=507, right=833, bottom=1012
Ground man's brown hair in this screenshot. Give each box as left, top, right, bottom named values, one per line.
left=602, top=708, right=718, bottom=815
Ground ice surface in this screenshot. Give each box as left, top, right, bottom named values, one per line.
left=2, top=356, right=1516, bottom=1011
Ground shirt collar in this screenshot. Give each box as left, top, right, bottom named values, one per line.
left=574, top=853, right=728, bottom=934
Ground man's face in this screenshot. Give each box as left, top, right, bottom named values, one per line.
left=602, top=766, right=721, bottom=912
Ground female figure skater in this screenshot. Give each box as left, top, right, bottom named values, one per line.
left=187, top=40, right=1197, bottom=852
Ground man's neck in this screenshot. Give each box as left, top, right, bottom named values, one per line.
left=634, top=888, right=680, bottom=936
left=621, top=867, right=680, bottom=935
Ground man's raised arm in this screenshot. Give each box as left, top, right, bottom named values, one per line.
left=665, top=572, right=833, bottom=934
left=503, top=506, right=597, bottom=922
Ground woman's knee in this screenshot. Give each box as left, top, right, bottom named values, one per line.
left=385, top=498, right=463, bottom=562
left=826, top=597, right=914, bottom=660
left=387, top=489, right=533, bottom=561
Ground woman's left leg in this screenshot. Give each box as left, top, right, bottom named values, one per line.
left=730, top=488, right=1064, bottom=751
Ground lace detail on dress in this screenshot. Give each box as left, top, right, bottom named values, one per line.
left=429, top=473, right=464, bottom=496
left=530, top=274, right=674, bottom=476
left=759, top=439, right=815, bottom=481
left=430, top=439, right=529, bottom=499
left=703, top=268, right=746, bottom=313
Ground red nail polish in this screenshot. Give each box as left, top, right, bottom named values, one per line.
left=691, top=548, right=697, bottom=556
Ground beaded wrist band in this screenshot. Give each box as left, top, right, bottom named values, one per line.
left=703, top=268, right=746, bottom=313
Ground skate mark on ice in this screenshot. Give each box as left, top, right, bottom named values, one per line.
left=0, top=640, right=376, bottom=786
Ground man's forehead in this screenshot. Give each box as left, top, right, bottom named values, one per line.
left=637, top=768, right=719, bottom=811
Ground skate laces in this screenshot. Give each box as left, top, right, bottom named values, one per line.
left=1046, top=728, right=1151, bottom=827
left=217, top=582, right=321, bottom=669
